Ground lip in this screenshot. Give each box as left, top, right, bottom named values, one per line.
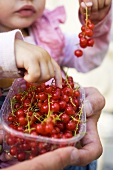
left=16, top=5, right=36, bottom=17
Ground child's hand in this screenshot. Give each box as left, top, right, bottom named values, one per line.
left=15, top=39, right=62, bottom=88
left=79, top=0, right=112, bottom=24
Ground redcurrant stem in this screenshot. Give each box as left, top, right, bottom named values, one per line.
left=64, top=68, right=74, bottom=88
left=85, top=6, right=89, bottom=27
left=69, top=97, right=76, bottom=107
left=65, top=68, right=69, bottom=79
left=65, top=77, right=73, bottom=89
left=14, top=121, right=19, bottom=126
left=83, top=0, right=89, bottom=27
left=47, top=94, right=52, bottom=119
left=34, top=113, right=42, bottom=122
left=10, top=98, right=19, bottom=116
left=26, top=113, right=31, bottom=133
left=71, top=116, right=80, bottom=122
left=21, top=91, right=27, bottom=101
left=74, top=103, right=84, bottom=136
left=56, top=112, right=63, bottom=120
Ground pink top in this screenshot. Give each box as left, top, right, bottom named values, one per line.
left=0, top=6, right=112, bottom=78
left=0, top=6, right=112, bottom=167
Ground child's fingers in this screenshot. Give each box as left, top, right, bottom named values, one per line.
left=38, top=59, right=54, bottom=83
left=98, top=0, right=105, bottom=9
left=80, top=1, right=92, bottom=15
left=48, top=60, right=55, bottom=78
left=91, top=0, right=111, bottom=11
left=51, top=58, right=62, bottom=88
left=91, top=0, right=99, bottom=11
left=105, top=0, right=112, bottom=6
left=24, top=60, right=41, bottom=83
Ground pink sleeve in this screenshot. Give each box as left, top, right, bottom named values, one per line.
left=0, top=30, right=23, bottom=78
left=61, top=5, right=112, bottom=73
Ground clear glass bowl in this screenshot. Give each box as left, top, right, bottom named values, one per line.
left=1, top=78, right=86, bottom=162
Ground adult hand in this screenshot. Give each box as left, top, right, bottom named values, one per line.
left=1, top=87, right=105, bottom=169
left=79, top=0, right=112, bottom=24
left=73, top=87, right=105, bottom=166
left=15, top=39, right=62, bottom=88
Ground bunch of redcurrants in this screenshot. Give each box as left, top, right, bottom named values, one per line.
left=74, top=7, right=95, bottom=57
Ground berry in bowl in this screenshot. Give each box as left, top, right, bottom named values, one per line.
left=1, top=76, right=86, bottom=162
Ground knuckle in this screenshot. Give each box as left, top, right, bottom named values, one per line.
left=51, top=72, right=55, bottom=78
left=32, top=72, right=41, bottom=82
left=96, top=92, right=105, bottom=109
left=40, top=48, right=51, bottom=61
left=34, top=161, right=46, bottom=170
left=45, top=74, right=51, bottom=80
left=97, top=144, right=103, bottom=158
left=90, top=87, right=105, bottom=109
left=99, top=95, right=105, bottom=109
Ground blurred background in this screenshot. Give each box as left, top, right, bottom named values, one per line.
left=46, top=1, right=113, bottom=170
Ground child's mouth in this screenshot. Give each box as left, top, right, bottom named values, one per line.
left=16, top=5, right=36, bottom=17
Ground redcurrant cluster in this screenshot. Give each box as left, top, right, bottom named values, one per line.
left=4, top=77, right=84, bottom=161
left=74, top=7, right=95, bottom=57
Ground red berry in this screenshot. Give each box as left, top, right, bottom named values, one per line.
left=87, top=38, right=94, bottom=47
left=17, top=152, right=26, bottom=161
left=10, top=146, right=18, bottom=156
left=85, top=28, right=93, bottom=37
left=88, top=23, right=95, bottom=30
left=80, top=37, right=88, bottom=46
left=74, top=49, right=83, bottom=57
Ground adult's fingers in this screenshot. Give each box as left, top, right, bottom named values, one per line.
left=84, top=87, right=105, bottom=117
left=7, top=147, right=80, bottom=170
left=74, top=114, right=103, bottom=166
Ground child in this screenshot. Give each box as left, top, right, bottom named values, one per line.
left=0, top=0, right=112, bottom=96
left=0, top=0, right=112, bottom=169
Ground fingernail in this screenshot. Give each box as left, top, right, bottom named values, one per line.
left=86, top=2, right=93, bottom=7
left=81, top=2, right=86, bottom=8
left=81, top=2, right=93, bottom=8
left=71, top=149, right=79, bottom=164
left=84, top=100, right=93, bottom=117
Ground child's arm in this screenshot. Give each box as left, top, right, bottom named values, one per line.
left=15, top=39, right=62, bottom=87
left=0, top=30, right=62, bottom=88
left=60, top=1, right=112, bottom=72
